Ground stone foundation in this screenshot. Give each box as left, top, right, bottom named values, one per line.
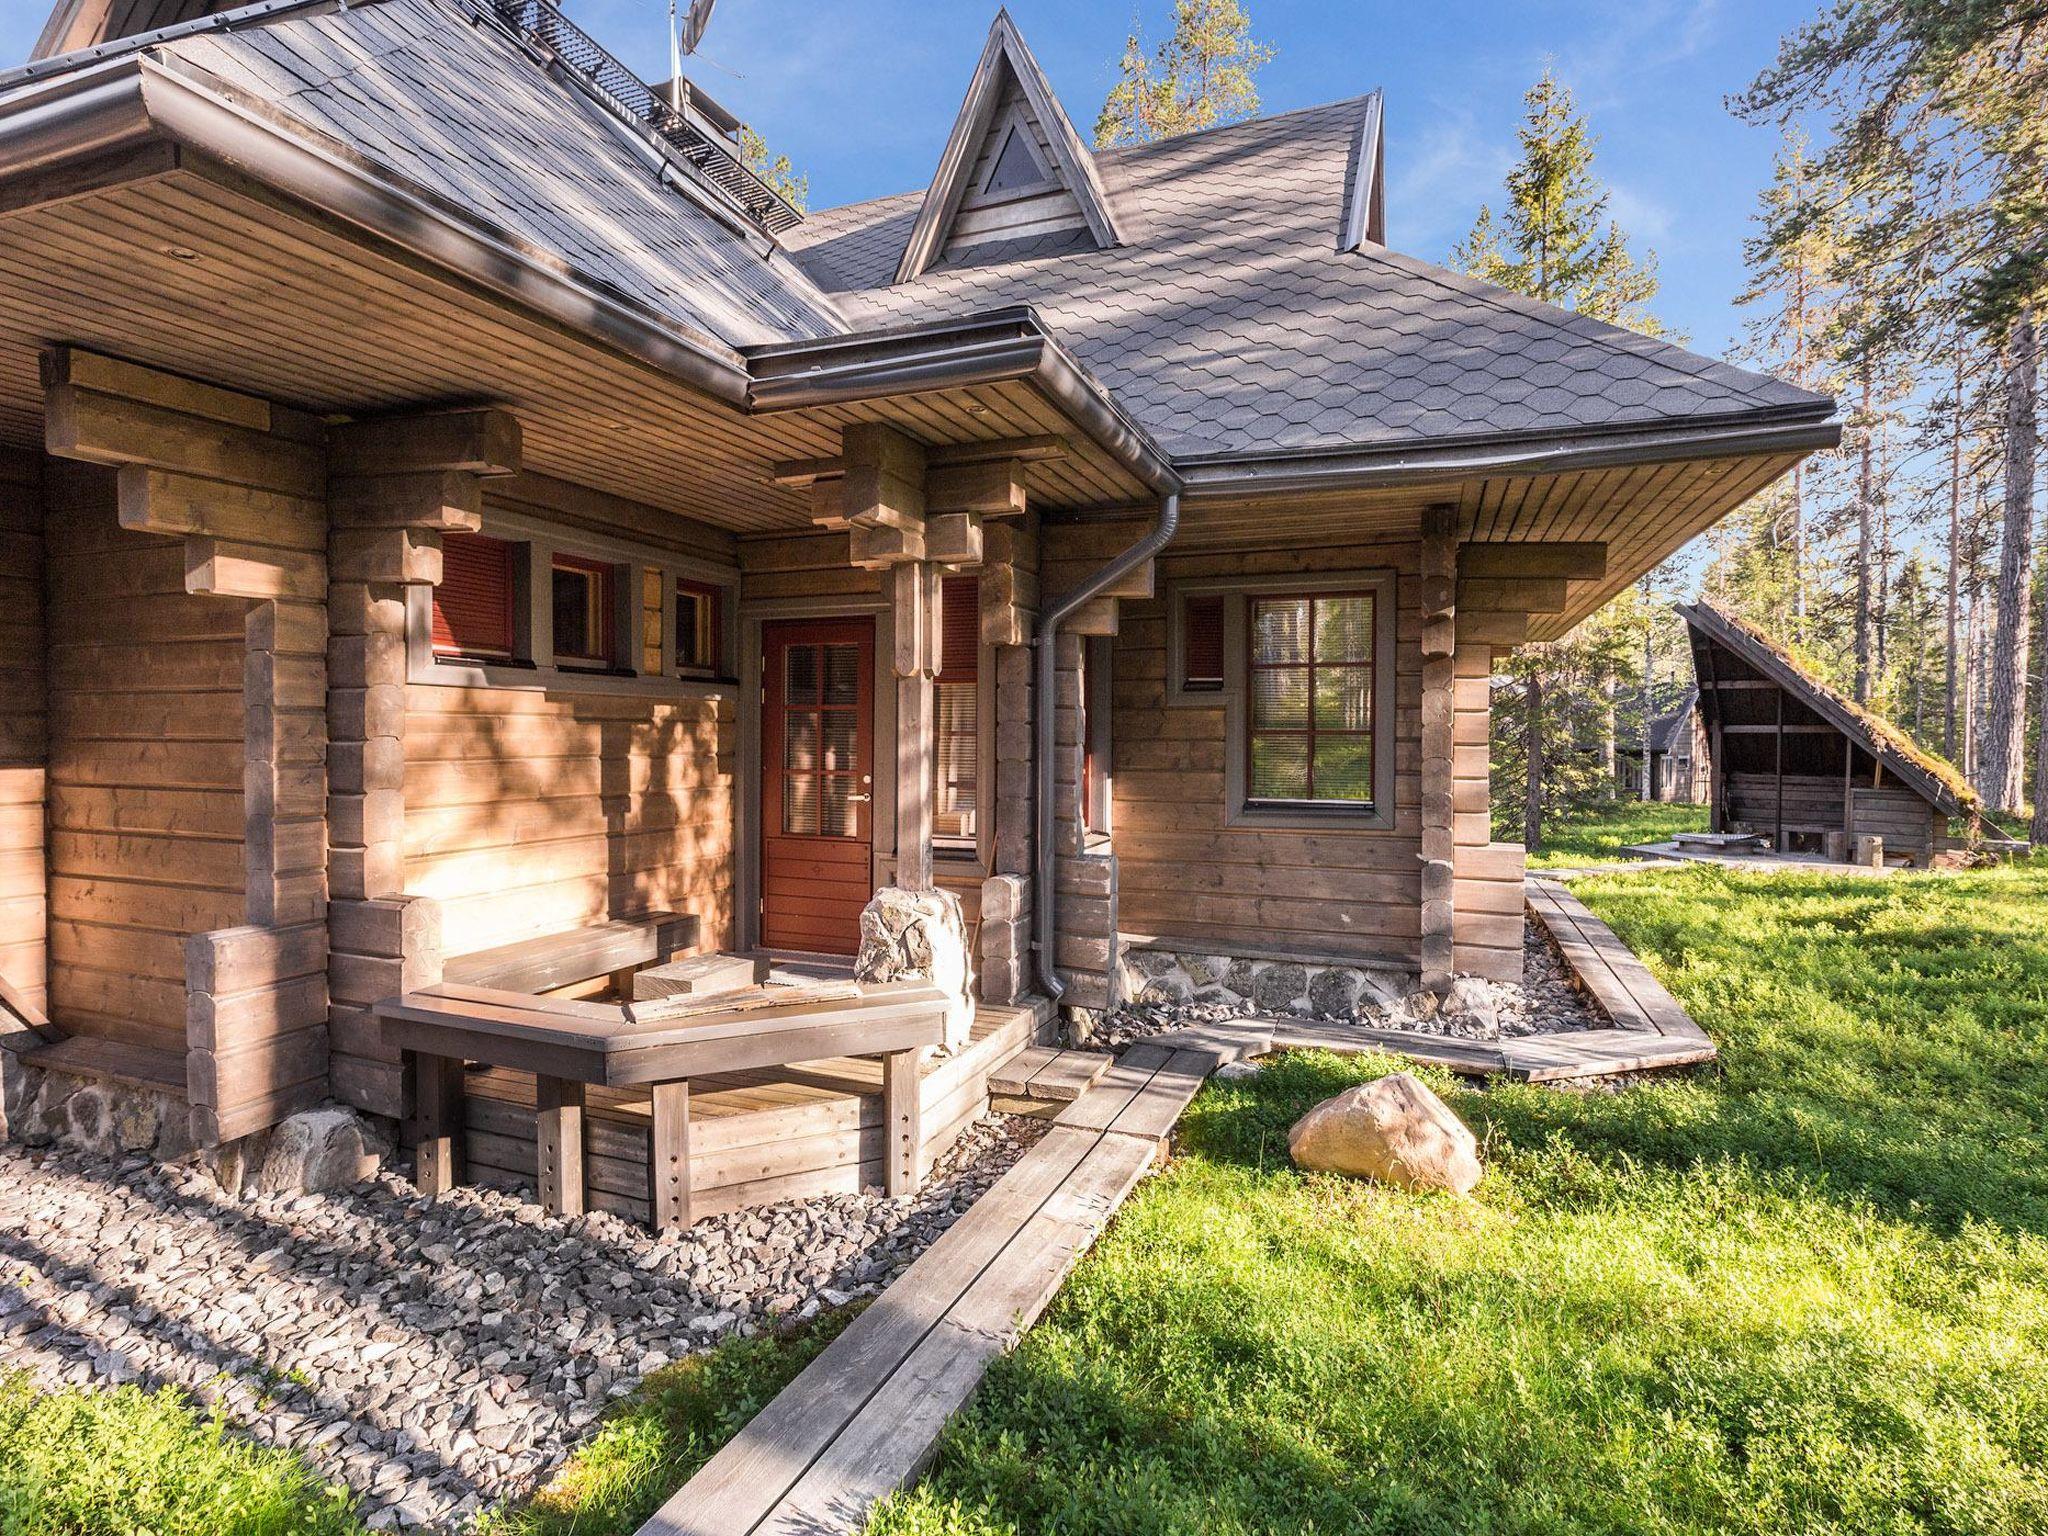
left=3, top=1055, right=388, bottom=1198
left=1117, top=945, right=1414, bottom=1020
left=4, top=1062, right=195, bottom=1163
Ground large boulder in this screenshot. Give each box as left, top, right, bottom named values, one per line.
left=855, top=885, right=975, bottom=1053
left=1287, top=1072, right=1482, bottom=1194
left=256, top=1106, right=388, bottom=1195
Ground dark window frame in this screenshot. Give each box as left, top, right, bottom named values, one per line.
left=1244, top=590, right=1379, bottom=809
left=551, top=552, right=619, bottom=670
left=675, top=576, right=725, bottom=678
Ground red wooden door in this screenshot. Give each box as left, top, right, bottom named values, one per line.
left=761, top=618, right=875, bottom=954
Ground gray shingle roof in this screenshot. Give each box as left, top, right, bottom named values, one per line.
left=787, top=97, right=1830, bottom=461
left=148, top=0, right=845, bottom=353
left=1648, top=690, right=1699, bottom=754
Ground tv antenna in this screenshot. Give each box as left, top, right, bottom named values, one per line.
left=666, top=0, right=717, bottom=111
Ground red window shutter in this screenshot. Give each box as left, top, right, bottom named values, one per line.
left=433, top=532, right=516, bottom=657
left=1184, top=595, right=1224, bottom=689
left=939, top=576, right=980, bottom=683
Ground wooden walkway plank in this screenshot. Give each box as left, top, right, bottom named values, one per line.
left=1102, top=1049, right=1215, bottom=1145
left=986, top=1046, right=1112, bottom=1102
left=753, top=1129, right=1158, bottom=1536
left=1050, top=1043, right=1176, bottom=1133
left=639, top=1123, right=1114, bottom=1536
left=1528, top=880, right=1714, bottom=1045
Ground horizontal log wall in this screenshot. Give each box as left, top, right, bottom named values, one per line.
left=44, top=462, right=250, bottom=1057
left=405, top=486, right=739, bottom=963
left=0, top=451, right=43, bottom=1017
left=1108, top=537, right=1434, bottom=968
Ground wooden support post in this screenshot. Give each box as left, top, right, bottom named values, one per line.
left=650, top=1079, right=693, bottom=1231
left=412, top=1051, right=463, bottom=1197
left=1773, top=686, right=1786, bottom=851
left=535, top=1075, right=586, bottom=1219
left=882, top=1048, right=924, bottom=1196
left=891, top=561, right=940, bottom=892
left=1419, top=505, right=1458, bottom=993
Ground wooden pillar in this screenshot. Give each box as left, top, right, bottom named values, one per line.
left=411, top=1050, right=464, bottom=1197
left=1773, top=686, right=1786, bottom=850
left=893, top=562, right=940, bottom=891
left=324, top=411, right=516, bottom=1127
left=882, top=1047, right=925, bottom=1195
left=650, top=1079, right=692, bottom=1231
left=536, top=1074, right=586, bottom=1218
left=1419, top=505, right=1458, bottom=993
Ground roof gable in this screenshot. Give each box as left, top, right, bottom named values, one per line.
left=894, top=9, right=1121, bottom=284
left=1338, top=90, right=1385, bottom=251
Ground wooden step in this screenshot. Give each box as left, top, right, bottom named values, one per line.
left=987, top=1046, right=1112, bottom=1103
left=23, top=1035, right=187, bottom=1096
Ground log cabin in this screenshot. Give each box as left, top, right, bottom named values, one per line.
left=0, top=0, right=1837, bottom=1214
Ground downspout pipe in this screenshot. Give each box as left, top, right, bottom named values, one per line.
left=1033, top=493, right=1180, bottom=1004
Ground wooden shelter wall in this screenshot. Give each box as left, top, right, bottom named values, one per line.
left=44, top=463, right=249, bottom=1052
left=0, top=451, right=44, bottom=1015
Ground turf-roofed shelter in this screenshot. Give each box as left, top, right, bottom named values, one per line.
left=1679, top=602, right=1982, bottom=864
left=0, top=0, right=1835, bottom=1203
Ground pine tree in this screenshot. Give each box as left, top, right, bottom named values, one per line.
left=1095, top=1, right=1274, bottom=149
left=740, top=127, right=807, bottom=214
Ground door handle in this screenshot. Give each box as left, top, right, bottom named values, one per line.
left=846, top=793, right=872, bottom=803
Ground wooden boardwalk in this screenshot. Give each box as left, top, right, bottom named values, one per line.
left=640, top=1040, right=1215, bottom=1536
left=1142, top=881, right=1717, bottom=1085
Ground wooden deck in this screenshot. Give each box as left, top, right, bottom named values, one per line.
left=417, top=999, right=1051, bottom=1224
left=641, top=1039, right=1216, bottom=1536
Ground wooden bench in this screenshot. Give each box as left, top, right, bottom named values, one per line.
left=442, top=911, right=697, bottom=994
left=377, top=978, right=950, bottom=1230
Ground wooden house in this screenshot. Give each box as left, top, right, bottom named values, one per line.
left=0, top=1, right=1836, bottom=1210
left=1619, top=688, right=1707, bottom=803
left=1679, top=602, right=1977, bottom=864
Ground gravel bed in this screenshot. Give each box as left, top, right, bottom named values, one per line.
left=1098, top=922, right=1601, bottom=1050
left=0, top=1113, right=1041, bottom=1531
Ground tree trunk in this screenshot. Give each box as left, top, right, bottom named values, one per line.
left=1980, top=310, right=2038, bottom=812
left=1853, top=368, right=1875, bottom=704
left=1523, top=664, right=1544, bottom=850
left=1944, top=344, right=1965, bottom=761
left=2035, top=568, right=2048, bottom=846
left=1640, top=583, right=1655, bottom=803
left=1601, top=673, right=1617, bottom=796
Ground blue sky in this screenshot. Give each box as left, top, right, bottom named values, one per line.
left=1, top=0, right=1815, bottom=357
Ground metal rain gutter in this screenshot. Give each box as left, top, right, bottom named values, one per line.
left=746, top=310, right=1183, bottom=497
left=1032, top=492, right=1179, bottom=1005
left=1175, top=411, right=1842, bottom=500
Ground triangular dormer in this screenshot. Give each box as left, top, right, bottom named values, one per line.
left=1338, top=92, right=1387, bottom=251
left=895, top=9, right=1122, bottom=284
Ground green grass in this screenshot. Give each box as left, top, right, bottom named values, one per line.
left=0, top=1374, right=363, bottom=1535
left=862, top=858, right=2048, bottom=1535
left=477, top=1312, right=849, bottom=1535
left=1520, top=799, right=1710, bottom=868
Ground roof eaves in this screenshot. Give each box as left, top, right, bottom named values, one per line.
left=8, top=0, right=343, bottom=88
left=744, top=305, right=1180, bottom=496
left=1175, top=404, right=1843, bottom=500
left=0, top=46, right=758, bottom=403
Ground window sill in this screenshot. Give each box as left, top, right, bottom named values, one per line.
left=1225, top=800, right=1395, bottom=833
left=415, top=654, right=740, bottom=702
